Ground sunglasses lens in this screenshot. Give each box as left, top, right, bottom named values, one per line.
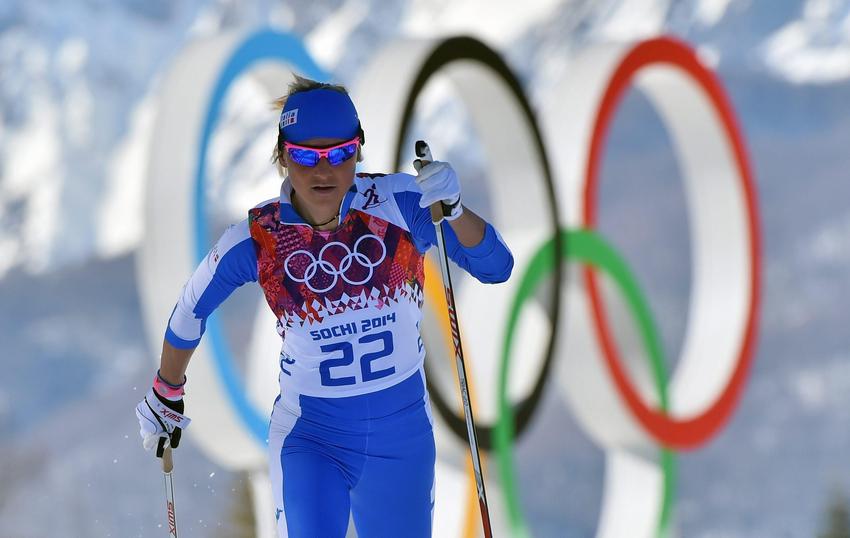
left=288, top=147, right=320, bottom=167
left=327, top=143, right=358, bottom=166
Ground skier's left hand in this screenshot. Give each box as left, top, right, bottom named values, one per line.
left=415, top=161, right=463, bottom=221
left=135, top=371, right=191, bottom=458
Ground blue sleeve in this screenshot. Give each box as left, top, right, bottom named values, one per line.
left=393, top=181, right=513, bottom=284
left=437, top=222, right=514, bottom=283
left=165, top=220, right=259, bottom=348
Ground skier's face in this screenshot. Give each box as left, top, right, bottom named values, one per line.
left=284, top=137, right=357, bottom=221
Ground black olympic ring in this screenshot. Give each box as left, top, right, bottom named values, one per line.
left=391, top=36, right=563, bottom=450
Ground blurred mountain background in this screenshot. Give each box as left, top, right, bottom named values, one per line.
left=3, top=0, right=850, bottom=536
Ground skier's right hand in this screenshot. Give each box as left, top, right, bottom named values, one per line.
left=135, top=371, right=191, bottom=458
left=414, top=160, right=464, bottom=221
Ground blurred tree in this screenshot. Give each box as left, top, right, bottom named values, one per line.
left=819, top=487, right=850, bottom=538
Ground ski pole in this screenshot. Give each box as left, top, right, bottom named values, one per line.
left=414, top=140, right=493, bottom=538
left=162, top=445, right=179, bottom=538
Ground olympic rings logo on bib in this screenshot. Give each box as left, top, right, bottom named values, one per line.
left=283, top=234, right=387, bottom=293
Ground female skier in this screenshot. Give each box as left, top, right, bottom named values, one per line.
left=135, top=75, right=513, bottom=537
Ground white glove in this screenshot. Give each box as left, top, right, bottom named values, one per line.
left=415, top=161, right=463, bottom=221
left=135, top=385, right=191, bottom=457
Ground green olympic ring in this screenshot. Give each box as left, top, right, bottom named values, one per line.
left=494, top=228, right=676, bottom=538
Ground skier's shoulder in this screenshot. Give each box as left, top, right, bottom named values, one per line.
left=247, top=196, right=282, bottom=226
left=249, top=196, right=280, bottom=214
left=215, top=217, right=253, bottom=254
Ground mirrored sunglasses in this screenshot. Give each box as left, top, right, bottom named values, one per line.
left=284, top=137, right=360, bottom=167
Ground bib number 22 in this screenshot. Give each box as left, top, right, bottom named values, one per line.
left=319, top=330, right=395, bottom=386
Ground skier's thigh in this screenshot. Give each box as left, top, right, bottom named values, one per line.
left=281, top=451, right=351, bottom=538
left=350, top=430, right=435, bottom=537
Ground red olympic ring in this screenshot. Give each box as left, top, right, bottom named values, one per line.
left=582, top=36, right=762, bottom=449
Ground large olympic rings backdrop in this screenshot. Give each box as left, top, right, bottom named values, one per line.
left=138, top=30, right=760, bottom=538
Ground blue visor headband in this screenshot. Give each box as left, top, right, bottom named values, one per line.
left=279, top=88, right=362, bottom=144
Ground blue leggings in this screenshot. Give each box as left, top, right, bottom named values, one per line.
left=268, top=371, right=436, bottom=537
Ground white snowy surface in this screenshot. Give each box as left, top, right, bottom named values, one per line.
left=763, top=8, right=850, bottom=84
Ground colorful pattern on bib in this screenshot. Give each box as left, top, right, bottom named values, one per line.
left=249, top=202, right=425, bottom=327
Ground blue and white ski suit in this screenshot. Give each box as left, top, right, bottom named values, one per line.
left=165, top=172, right=513, bottom=537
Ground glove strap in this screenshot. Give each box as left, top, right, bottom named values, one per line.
left=441, top=196, right=463, bottom=222
left=145, top=388, right=191, bottom=430
left=153, top=370, right=186, bottom=401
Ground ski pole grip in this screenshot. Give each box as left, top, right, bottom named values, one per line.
left=413, top=140, right=444, bottom=224
left=414, top=140, right=433, bottom=163
left=162, top=445, right=174, bottom=474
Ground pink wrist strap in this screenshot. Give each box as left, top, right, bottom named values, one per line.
left=153, top=371, right=186, bottom=401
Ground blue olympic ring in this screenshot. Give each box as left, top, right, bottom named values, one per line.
left=194, top=29, right=330, bottom=443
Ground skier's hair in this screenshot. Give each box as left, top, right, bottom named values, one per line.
left=270, top=74, right=363, bottom=176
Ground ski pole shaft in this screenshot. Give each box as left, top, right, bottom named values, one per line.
left=162, top=446, right=179, bottom=538
left=414, top=140, right=493, bottom=538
